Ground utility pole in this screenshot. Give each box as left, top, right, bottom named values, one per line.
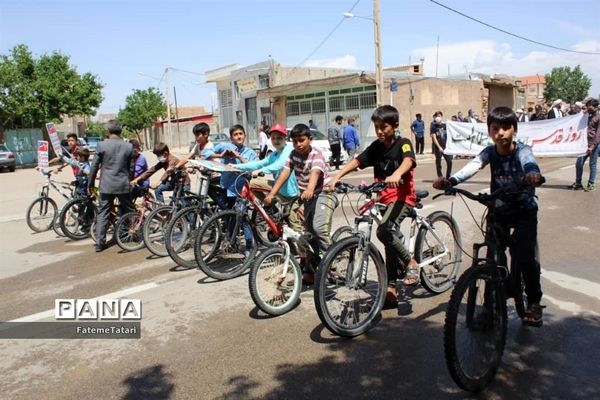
left=435, top=36, right=439, bottom=78
left=164, top=66, right=173, bottom=147
left=374, top=0, right=384, bottom=106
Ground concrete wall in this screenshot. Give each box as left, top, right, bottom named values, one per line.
left=391, top=78, right=484, bottom=134
left=487, top=86, right=516, bottom=112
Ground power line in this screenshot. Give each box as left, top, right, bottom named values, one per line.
left=280, top=0, right=363, bottom=80
left=429, top=0, right=600, bottom=56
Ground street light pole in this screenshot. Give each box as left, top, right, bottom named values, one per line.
left=164, top=66, right=173, bottom=147
left=344, top=0, right=384, bottom=106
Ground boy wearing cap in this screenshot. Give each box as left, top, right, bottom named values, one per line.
left=264, top=123, right=338, bottom=282
left=236, top=125, right=301, bottom=231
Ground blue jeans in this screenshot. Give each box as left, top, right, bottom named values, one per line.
left=575, top=143, right=599, bottom=184
left=154, top=181, right=174, bottom=203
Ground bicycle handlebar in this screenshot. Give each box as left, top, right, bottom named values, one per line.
left=334, top=181, right=387, bottom=195
left=433, top=176, right=546, bottom=205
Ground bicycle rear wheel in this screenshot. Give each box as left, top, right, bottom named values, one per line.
left=249, top=247, right=302, bottom=316
left=142, top=205, right=174, bottom=257
left=26, top=197, right=57, bottom=233
left=417, top=211, right=462, bottom=294
left=195, top=210, right=256, bottom=280
left=165, top=206, right=205, bottom=268
left=444, top=265, right=507, bottom=393
left=59, top=197, right=96, bottom=240
left=314, top=237, right=387, bottom=337
left=116, top=211, right=145, bottom=251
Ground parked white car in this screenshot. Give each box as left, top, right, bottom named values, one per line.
left=266, top=128, right=348, bottom=166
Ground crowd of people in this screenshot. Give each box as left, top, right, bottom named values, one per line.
left=48, top=96, right=600, bottom=328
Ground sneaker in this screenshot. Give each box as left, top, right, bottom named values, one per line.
left=568, top=182, right=583, bottom=190
left=383, top=287, right=398, bottom=309
left=523, top=302, right=544, bottom=327
left=585, top=183, right=596, bottom=192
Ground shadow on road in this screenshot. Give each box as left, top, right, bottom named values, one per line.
left=214, top=313, right=599, bottom=400
left=121, top=364, right=174, bottom=400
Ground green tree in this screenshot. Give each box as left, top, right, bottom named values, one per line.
left=118, top=87, right=166, bottom=144
left=0, top=44, right=103, bottom=129
left=85, top=120, right=107, bottom=138
left=544, top=65, right=591, bottom=104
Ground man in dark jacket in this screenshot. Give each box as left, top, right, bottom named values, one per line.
left=568, top=99, right=600, bottom=192
left=88, top=120, right=135, bottom=252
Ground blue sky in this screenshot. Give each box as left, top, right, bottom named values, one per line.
left=1, top=0, right=599, bottom=114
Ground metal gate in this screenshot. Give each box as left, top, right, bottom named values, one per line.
left=3, top=129, right=44, bottom=165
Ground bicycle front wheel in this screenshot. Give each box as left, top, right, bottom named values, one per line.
left=59, top=197, right=96, bottom=240
left=314, top=237, right=387, bottom=338
left=195, top=210, right=256, bottom=280
left=444, top=265, right=507, bottom=393
left=165, top=206, right=205, bottom=268
left=142, top=205, right=174, bottom=257
left=26, top=197, right=57, bottom=233
left=249, top=247, right=302, bottom=316
left=416, top=211, right=462, bottom=294
left=116, top=211, right=145, bottom=251
left=331, top=225, right=354, bottom=242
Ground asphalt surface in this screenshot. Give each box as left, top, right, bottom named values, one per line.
left=0, top=152, right=599, bottom=400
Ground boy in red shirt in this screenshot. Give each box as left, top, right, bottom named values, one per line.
left=328, top=105, right=418, bottom=306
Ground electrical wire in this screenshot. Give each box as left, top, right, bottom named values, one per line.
left=429, top=0, right=600, bottom=56
left=279, top=0, right=363, bottom=81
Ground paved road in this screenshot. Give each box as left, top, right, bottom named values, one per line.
left=0, top=154, right=598, bottom=400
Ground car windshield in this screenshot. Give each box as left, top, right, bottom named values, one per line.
left=87, top=137, right=101, bottom=143
left=0, top=144, right=8, bottom=152
left=311, top=130, right=326, bottom=140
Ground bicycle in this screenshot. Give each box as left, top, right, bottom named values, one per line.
left=193, top=165, right=291, bottom=281
left=141, top=169, right=202, bottom=257
left=25, top=169, right=75, bottom=233
left=314, top=182, right=462, bottom=337
left=441, top=179, right=544, bottom=393
left=164, top=163, right=224, bottom=268
left=115, top=189, right=161, bottom=251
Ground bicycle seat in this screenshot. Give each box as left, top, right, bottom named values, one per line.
left=416, top=189, right=429, bottom=200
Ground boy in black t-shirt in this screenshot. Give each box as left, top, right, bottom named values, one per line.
left=328, top=105, right=418, bottom=308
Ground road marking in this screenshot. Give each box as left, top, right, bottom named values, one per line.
left=542, top=268, right=600, bottom=301
left=559, top=164, right=574, bottom=170
left=543, top=294, right=600, bottom=317
left=8, top=282, right=160, bottom=323
left=0, top=214, right=25, bottom=223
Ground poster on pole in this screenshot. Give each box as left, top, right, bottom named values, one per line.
left=45, top=122, right=64, bottom=156
left=37, top=140, right=49, bottom=172
left=444, top=113, right=589, bottom=157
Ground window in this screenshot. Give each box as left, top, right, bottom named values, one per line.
left=258, top=74, right=270, bottom=89
left=413, top=65, right=420, bottom=73
left=352, top=87, right=364, bottom=93
left=287, top=101, right=300, bottom=116
left=340, top=88, right=352, bottom=94
left=360, top=92, right=377, bottom=108
left=329, top=89, right=340, bottom=95
left=329, top=96, right=345, bottom=112
left=346, top=94, right=360, bottom=110
left=219, top=89, right=232, bottom=107
left=234, top=82, right=241, bottom=99
left=300, top=100, right=312, bottom=114
left=311, top=98, right=326, bottom=113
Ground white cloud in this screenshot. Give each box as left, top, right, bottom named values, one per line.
left=304, top=54, right=364, bottom=70
left=410, top=40, right=600, bottom=97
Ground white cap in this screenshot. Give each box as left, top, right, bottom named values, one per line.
left=575, top=101, right=584, bottom=108
left=552, top=99, right=562, bottom=106
left=516, top=108, right=523, bottom=113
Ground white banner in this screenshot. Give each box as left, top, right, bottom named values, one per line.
left=45, top=122, right=63, bottom=156
left=444, top=113, right=589, bottom=157
left=37, top=140, right=49, bottom=171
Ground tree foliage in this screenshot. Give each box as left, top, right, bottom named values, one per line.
left=85, top=120, right=107, bottom=138
left=0, top=44, right=104, bottom=129
left=544, top=65, right=591, bottom=104
left=118, top=87, right=166, bottom=139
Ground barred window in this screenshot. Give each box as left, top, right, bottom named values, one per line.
left=329, top=96, right=345, bottom=112
left=219, top=89, right=232, bottom=107
left=287, top=101, right=300, bottom=116
left=346, top=94, right=360, bottom=110
left=300, top=100, right=312, bottom=114
left=311, top=98, right=326, bottom=113
left=360, top=92, right=377, bottom=108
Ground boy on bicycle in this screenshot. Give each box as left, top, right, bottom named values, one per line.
left=328, top=105, right=418, bottom=307
left=59, top=147, right=91, bottom=197
left=433, top=106, right=544, bottom=327
left=131, top=143, right=190, bottom=203
left=264, top=123, right=338, bottom=283
left=235, top=124, right=301, bottom=232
